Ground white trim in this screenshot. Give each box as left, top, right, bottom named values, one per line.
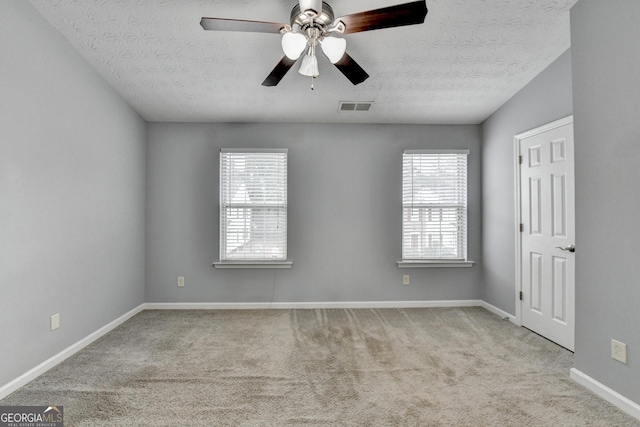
left=213, top=261, right=292, bottom=269
left=515, top=116, right=574, bottom=140
left=397, top=260, right=475, bottom=268
left=514, top=115, right=574, bottom=326
left=514, top=127, right=523, bottom=325
left=0, top=304, right=145, bottom=400
left=145, top=302, right=274, bottom=310
left=404, top=149, right=470, bottom=155
left=145, top=300, right=484, bottom=310
left=220, top=148, right=288, bottom=153
left=570, top=368, right=640, bottom=421
left=479, top=300, right=517, bottom=323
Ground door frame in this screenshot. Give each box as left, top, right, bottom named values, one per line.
left=514, top=115, right=574, bottom=326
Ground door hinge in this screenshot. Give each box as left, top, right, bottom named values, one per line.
left=519, top=223, right=524, bottom=232
left=519, top=155, right=523, bottom=165
left=519, top=291, right=523, bottom=301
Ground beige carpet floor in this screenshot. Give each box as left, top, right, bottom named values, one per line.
left=1, top=307, right=639, bottom=426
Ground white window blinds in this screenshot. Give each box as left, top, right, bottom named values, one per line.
left=220, top=149, right=287, bottom=261
left=402, top=150, right=468, bottom=260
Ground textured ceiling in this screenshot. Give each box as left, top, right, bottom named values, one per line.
left=29, top=0, right=579, bottom=124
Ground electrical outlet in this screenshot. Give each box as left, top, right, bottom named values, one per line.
left=403, top=275, right=410, bottom=286
left=50, top=314, right=60, bottom=331
left=178, top=276, right=185, bottom=287
left=611, top=339, right=627, bottom=364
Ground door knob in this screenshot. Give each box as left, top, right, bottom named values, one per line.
left=555, top=245, right=575, bottom=253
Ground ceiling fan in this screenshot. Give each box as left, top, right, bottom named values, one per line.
left=200, top=0, right=428, bottom=88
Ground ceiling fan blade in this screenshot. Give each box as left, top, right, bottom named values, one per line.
left=262, top=56, right=298, bottom=87
left=337, top=0, right=428, bottom=35
left=333, top=53, right=369, bottom=85
left=200, top=17, right=288, bottom=34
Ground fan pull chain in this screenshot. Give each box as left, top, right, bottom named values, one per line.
left=310, top=75, right=315, bottom=90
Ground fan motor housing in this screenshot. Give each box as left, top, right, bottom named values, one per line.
left=290, top=1, right=335, bottom=33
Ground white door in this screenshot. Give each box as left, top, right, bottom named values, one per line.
left=518, top=117, right=575, bottom=351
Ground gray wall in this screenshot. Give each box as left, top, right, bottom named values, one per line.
left=0, top=1, right=146, bottom=386
left=571, top=0, right=640, bottom=403
left=146, top=123, right=481, bottom=303
left=481, top=50, right=574, bottom=314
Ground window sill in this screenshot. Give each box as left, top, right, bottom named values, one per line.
left=212, top=261, right=293, bottom=269
left=397, top=260, right=475, bottom=268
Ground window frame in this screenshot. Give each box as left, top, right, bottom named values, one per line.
left=398, top=149, right=474, bottom=268
left=213, top=148, right=292, bottom=269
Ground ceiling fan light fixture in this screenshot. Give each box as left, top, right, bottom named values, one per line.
left=281, top=32, right=307, bottom=60
left=298, top=51, right=319, bottom=77
left=201, top=0, right=428, bottom=87
left=321, top=37, right=347, bottom=64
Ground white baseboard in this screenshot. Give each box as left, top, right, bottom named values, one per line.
left=144, top=300, right=484, bottom=310
left=270, top=300, right=484, bottom=309
left=570, top=368, right=640, bottom=421
left=0, top=304, right=145, bottom=400
left=145, top=302, right=275, bottom=310
left=479, top=300, right=517, bottom=323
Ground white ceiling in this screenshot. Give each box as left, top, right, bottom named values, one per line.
left=29, top=0, right=578, bottom=124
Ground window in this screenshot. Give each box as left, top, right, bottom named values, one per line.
left=217, top=149, right=289, bottom=267
left=401, top=150, right=471, bottom=265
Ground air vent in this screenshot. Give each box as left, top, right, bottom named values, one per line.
left=339, top=101, right=373, bottom=112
